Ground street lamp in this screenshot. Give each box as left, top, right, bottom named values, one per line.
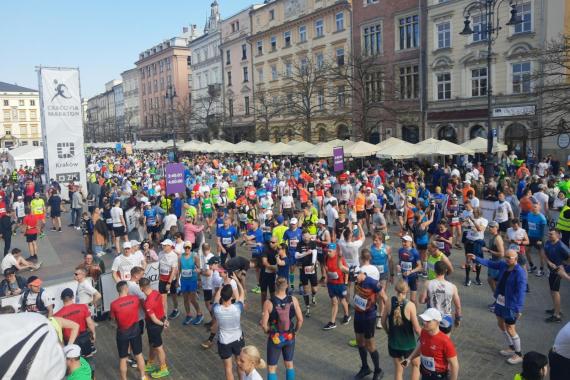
left=459, top=0, right=522, bottom=178
left=165, top=84, right=178, bottom=161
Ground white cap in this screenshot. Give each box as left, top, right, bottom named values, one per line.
left=463, top=180, right=471, bottom=184
left=290, top=218, right=298, bottom=225
left=419, top=308, right=443, bottom=322
left=401, top=235, right=413, bottom=242
left=130, top=240, right=140, bottom=246
left=378, top=185, right=384, bottom=190
left=318, top=218, right=326, bottom=225
left=161, top=239, right=174, bottom=246
left=433, top=163, right=439, bottom=167
left=266, top=209, right=273, bottom=216
left=63, top=344, right=81, bottom=359
left=123, top=242, right=132, bottom=249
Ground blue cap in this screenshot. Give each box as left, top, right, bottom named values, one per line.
left=328, top=242, right=337, bottom=250
left=276, top=215, right=284, bottom=224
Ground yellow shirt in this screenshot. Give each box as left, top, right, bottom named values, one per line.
left=272, top=225, right=288, bottom=245
left=30, top=199, right=45, bottom=215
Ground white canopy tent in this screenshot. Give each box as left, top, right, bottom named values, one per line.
left=415, top=138, right=474, bottom=156
left=304, top=139, right=354, bottom=158
left=343, top=141, right=380, bottom=158
left=287, top=141, right=315, bottom=155
left=460, top=137, right=508, bottom=153
left=376, top=139, right=418, bottom=159
left=266, top=142, right=291, bottom=156
left=8, top=145, right=44, bottom=169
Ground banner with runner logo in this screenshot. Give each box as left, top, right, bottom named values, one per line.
left=165, top=163, right=185, bottom=195
left=38, top=67, right=87, bottom=198
left=333, top=146, right=344, bottom=172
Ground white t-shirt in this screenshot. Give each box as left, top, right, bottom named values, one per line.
left=533, top=192, right=549, bottom=216
left=158, top=251, right=179, bottom=278
left=338, top=238, right=364, bottom=267
left=1, top=254, right=18, bottom=272
left=360, top=264, right=380, bottom=281
left=22, top=289, right=53, bottom=313
left=537, top=162, right=549, bottom=177
left=467, top=217, right=488, bottom=241
left=281, top=195, right=294, bottom=209
left=325, top=206, right=339, bottom=229
left=213, top=301, right=243, bottom=344
left=469, top=196, right=480, bottom=210
left=111, top=252, right=145, bottom=281
left=110, top=206, right=124, bottom=227
left=494, top=201, right=513, bottom=223
left=244, top=369, right=263, bottom=380
left=75, top=279, right=97, bottom=305
left=200, top=252, right=214, bottom=290
left=127, top=280, right=146, bottom=320
left=12, top=201, right=25, bottom=218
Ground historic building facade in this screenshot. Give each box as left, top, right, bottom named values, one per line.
left=0, top=82, right=42, bottom=148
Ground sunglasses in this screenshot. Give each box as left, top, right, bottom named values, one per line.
left=184, top=246, right=192, bottom=249
left=73, top=273, right=81, bottom=276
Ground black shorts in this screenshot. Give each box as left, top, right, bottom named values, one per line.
left=549, top=271, right=562, bottom=292
left=406, top=276, right=418, bottom=292
left=203, top=289, right=213, bottom=302
left=499, top=221, right=510, bottom=232
left=159, top=280, right=177, bottom=295
left=260, top=272, right=276, bottom=294
left=366, top=208, right=374, bottom=216
left=388, top=347, right=414, bottom=359
left=356, top=210, right=367, bottom=220
left=146, top=321, right=164, bottom=348
left=416, top=243, right=428, bottom=251
left=529, top=237, right=543, bottom=249
left=283, top=209, right=294, bottom=220
left=116, top=322, right=143, bottom=358
left=146, top=225, right=159, bottom=234
left=300, top=271, right=318, bottom=287
left=25, top=234, right=37, bottom=242
left=50, top=210, right=61, bottom=218
left=113, top=226, right=126, bottom=237
left=218, top=337, right=245, bottom=360
left=354, top=317, right=376, bottom=339
left=75, top=331, right=93, bottom=357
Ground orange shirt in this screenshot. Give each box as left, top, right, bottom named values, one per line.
left=355, top=193, right=366, bottom=212
left=462, top=186, right=472, bottom=202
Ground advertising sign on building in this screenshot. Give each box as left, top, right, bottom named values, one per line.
left=38, top=67, right=87, bottom=198
left=165, top=163, right=186, bottom=195
left=333, top=146, right=344, bottom=172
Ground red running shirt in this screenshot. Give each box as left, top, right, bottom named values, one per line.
left=55, top=303, right=90, bottom=342
left=419, top=330, right=457, bottom=373
left=144, top=290, right=165, bottom=321
left=110, top=295, right=140, bottom=331
left=23, top=214, right=38, bottom=235
left=325, top=254, right=347, bottom=285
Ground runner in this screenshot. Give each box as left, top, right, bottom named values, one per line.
left=30, top=192, right=47, bottom=238
left=260, top=277, right=303, bottom=380
left=542, top=229, right=570, bottom=323
left=283, top=218, right=303, bottom=292
left=398, top=235, right=422, bottom=305
left=464, top=208, right=488, bottom=286
left=295, top=231, right=319, bottom=317
left=484, top=221, right=505, bottom=297
left=111, top=241, right=146, bottom=282
left=237, top=345, right=266, bottom=380
left=323, top=242, right=351, bottom=330
left=157, top=239, right=179, bottom=319
left=527, top=202, right=548, bottom=277
left=179, top=241, right=204, bottom=326
left=55, top=288, right=96, bottom=357
left=370, top=231, right=393, bottom=328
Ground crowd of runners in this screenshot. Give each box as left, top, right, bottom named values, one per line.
left=0, top=149, right=570, bottom=380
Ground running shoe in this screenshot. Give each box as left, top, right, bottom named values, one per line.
left=500, top=349, right=515, bottom=357
left=545, top=315, right=562, bottom=323
left=348, top=339, right=358, bottom=347
left=376, top=319, right=383, bottom=329
left=192, top=314, right=204, bottom=325
left=127, top=358, right=138, bottom=368
left=250, top=286, right=261, bottom=294
left=58, top=227, right=62, bottom=232
left=32, top=262, right=42, bottom=271
left=372, top=369, right=384, bottom=380
left=144, top=363, right=159, bottom=373
left=535, top=270, right=545, bottom=277
left=39, top=232, right=46, bottom=238
left=168, top=309, right=180, bottom=320
left=355, top=366, right=372, bottom=379
left=463, top=280, right=471, bottom=287
left=201, top=339, right=214, bottom=349
left=529, top=265, right=537, bottom=273
left=305, top=308, right=311, bottom=318
left=385, top=235, right=390, bottom=241
left=150, top=368, right=170, bottom=378
left=50, top=227, right=57, bottom=231
left=311, top=295, right=316, bottom=305
left=322, top=322, right=337, bottom=330
left=507, top=355, right=523, bottom=365
left=474, top=279, right=482, bottom=286
left=545, top=309, right=564, bottom=316
left=341, top=315, right=352, bottom=325
left=182, top=316, right=193, bottom=326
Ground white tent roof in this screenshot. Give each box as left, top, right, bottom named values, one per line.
left=304, top=139, right=354, bottom=158
left=343, top=141, right=380, bottom=158
left=265, top=142, right=291, bottom=156
left=376, top=139, right=418, bottom=159
left=415, top=138, right=474, bottom=156
left=460, top=137, right=508, bottom=153
left=376, top=137, right=408, bottom=150
left=8, top=145, right=43, bottom=160
left=231, top=140, right=256, bottom=153
left=287, top=141, right=315, bottom=155
left=248, top=140, right=273, bottom=155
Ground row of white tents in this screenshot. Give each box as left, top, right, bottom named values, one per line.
left=87, top=137, right=508, bottom=159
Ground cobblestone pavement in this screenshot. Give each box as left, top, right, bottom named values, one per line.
left=84, top=228, right=568, bottom=380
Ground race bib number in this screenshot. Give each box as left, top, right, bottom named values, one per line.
left=181, top=269, right=193, bottom=278
left=377, top=265, right=385, bottom=274
left=528, top=222, right=537, bottom=231
left=327, top=271, right=339, bottom=280
left=496, top=294, right=506, bottom=306
left=420, top=356, right=436, bottom=372
left=467, top=230, right=478, bottom=240
left=120, top=271, right=131, bottom=281
left=304, top=265, right=315, bottom=275
left=451, top=217, right=459, bottom=224
left=436, top=241, right=445, bottom=250
left=289, top=240, right=298, bottom=248
left=401, top=262, right=412, bottom=272
left=222, top=237, right=232, bottom=245
left=159, top=265, right=171, bottom=276
left=353, top=294, right=368, bottom=311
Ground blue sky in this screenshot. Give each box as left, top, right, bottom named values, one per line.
left=0, top=0, right=253, bottom=98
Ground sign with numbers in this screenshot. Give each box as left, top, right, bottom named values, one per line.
left=165, top=163, right=186, bottom=195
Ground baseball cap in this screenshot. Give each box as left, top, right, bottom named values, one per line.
left=266, top=210, right=273, bottom=216
left=123, top=242, right=132, bottom=249
left=276, top=215, right=284, bottom=224
left=378, top=185, right=384, bottom=190
left=161, top=239, right=174, bottom=246
left=130, top=240, right=140, bottom=246
left=401, top=235, right=413, bottom=242
left=27, top=276, right=42, bottom=287
left=488, top=221, right=499, bottom=228
left=60, top=288, right=74, bottom=300
left=318, top=218, right=326, bottom=225
left=207, top=256, right=221, bottom=265
left=290, top=218, right=298, bottom=225
left=419, top=308, right=443, bottom=322
left=440, top=314, right=453, bottom=329
left=63, top=344, right=81, bottom=359
left=183, top=241, right=192, bottom=248
left=328, top=242, right=337, bottom=250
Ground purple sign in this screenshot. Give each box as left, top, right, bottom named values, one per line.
left=165, top=163, right=185, bottom=195
left=333, top=146, right=344, bottom=172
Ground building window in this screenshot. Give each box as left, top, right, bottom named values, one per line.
left=269, top=9, right=275, bottom=21
left=242, top=44, right=247, bottom=60
left=3, top=100, right=8, bottom=106
left=19, top=100, right=24, bottom=106
left=316, top=53, right=324, bottom=69
left=300, top=57, right=309, bottom=74
left=228, top=99, right=234, bottom=117
left=317, top=88, right=325, bottom=110
left=227, top=71, right=232, bottom=86
left=512, top=62, right=531, bottom=94
left=472, top=14, right=488, bottom=42
left=315, top=19, right=324, bottom=38
left=243, top=67, right=249, bottom=82
left=30, top=110, right=37, bottom=119
left=256, top=40, right=263, bottom=55
left=33, top=141, right=39, bottom=146
left=471, top=68, right=488, bottom=97
left=270, top=36, right=277, bottom=51
left=399, top=15, right=419, bottom=50
left=337, top=85, right=346, bottom=108
left=258, top=68, right=264, bottom=82
left=226, top=50, right=231, bottom=65
left=245, top=96, right=250, bottom=116
left=399, top=65, right=419, bottom=99
left=271, top=65, right=278, bottom=80
left=366, top=0, right=378, bottom=3
left=437, top=72, right=451, bottom=100
left=515, top=2, right=532, bottom=33
left=284, top=31, right=292, bottom=47
left=286, top=94, right=293, bottom=112
left=30, top=99, right=35, bottom=106
left=365, top=72, right=383, bottom=102
left=299, top=25, right=307, bottom=42
left=437, top=21, right=451, bottom=49
left=363, top=24, right=382, bottom=56
left=336, top=48, right=345, bottom=66
left=285, top=62, right=293, bottom=77
left=336, top=12, right=344, bottom=31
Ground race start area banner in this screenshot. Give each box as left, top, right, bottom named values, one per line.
left=38, top=67, right=87, bottom=197
left=333, top=146, right=344, bottom=172
left=165, top=163, right=185, bottom=195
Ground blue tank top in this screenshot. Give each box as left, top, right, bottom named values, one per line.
left=370, top=244, right=388, bottom=267
left=180, top=253, right=197, bottom=281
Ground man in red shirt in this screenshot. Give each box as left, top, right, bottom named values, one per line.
left=140, top=277, right=170, bottom=378
left=110, top=281, right=146, bottom=380
left=323, top=242, right=351, bottom=330
left=402, top=308, right=459, bottom=380
left=55, top=288, right=96, bottom=356
left=22, top=207, right=39, bottom=261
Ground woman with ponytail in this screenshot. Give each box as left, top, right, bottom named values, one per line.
left=514, top=351, right=548, bottom=380
left=380, top=279, right=421, bottom=380
left=237, top=345, right=267, bottom=380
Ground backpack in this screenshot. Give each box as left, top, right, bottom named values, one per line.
left=269, top=295, right=296, bottom=347
left=20, top=288, right=47, bottom=314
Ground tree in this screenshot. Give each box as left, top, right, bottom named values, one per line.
left=252, top=83, right=284, bottom=140
left=191, top=84, right=222, bottom=141
left=123, top=109, right=137, bottom=142
left=532, top=35, right=570, bottom=137
left=174, top=100, right=193, bottom=141
left=337, top=54, right=399, bottom=142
